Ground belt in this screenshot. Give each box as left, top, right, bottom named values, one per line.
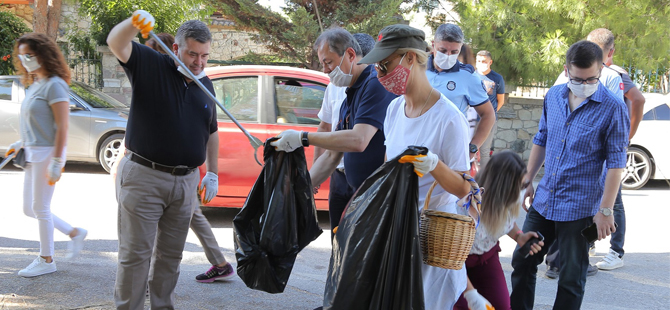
left=127, top=152, right=197, bottom=176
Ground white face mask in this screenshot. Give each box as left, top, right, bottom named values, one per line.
left=177, top=65, right=207, bottom=80
left=328, top=54, right=353, bottom=87
left=434, top=51, right=459, bottom=70
left=476, top=63, right=490, bottom=73
left=568, top=83, right=598, bottom=99
left=18, top=54, right=41, bottom=72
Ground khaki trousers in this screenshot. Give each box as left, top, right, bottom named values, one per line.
left=114, top=155, right=198, bottom=310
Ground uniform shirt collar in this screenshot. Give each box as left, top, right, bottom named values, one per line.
left=427, top=54, right=461, bottom=73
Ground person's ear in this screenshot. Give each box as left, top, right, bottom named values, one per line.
left=172, top=43, right=179, bottom=54
left=563, top=65, right=568, bottom=77
left=407, top=52, right=414, bottom=65
left=608, top=48, right=615, bottom=59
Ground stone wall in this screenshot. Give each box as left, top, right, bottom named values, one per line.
left=493, top=96, right=543, bottom=163
left=0, top=3, right=33, bottom=28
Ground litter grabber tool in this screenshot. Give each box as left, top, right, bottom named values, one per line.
left=147, top=30, right=263, bottom=165
left=0, top=153, right=16, bottom=171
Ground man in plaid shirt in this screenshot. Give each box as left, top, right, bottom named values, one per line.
left=510, top=40, right=629, bottom=310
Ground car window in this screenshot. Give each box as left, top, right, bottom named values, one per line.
left=70, top=82, right=128, bottom=108
left=274, top=78, right=325, bottom=125
left=654, top=104, right=670, bottom=121
left=642, top=109, right=655, bottom=120
left=0, top=79, right=14, bottom=101
left=212, top=77, right=259, bottom=122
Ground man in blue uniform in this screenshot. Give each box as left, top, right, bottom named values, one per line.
left=426, top=23, right=495, bottom=160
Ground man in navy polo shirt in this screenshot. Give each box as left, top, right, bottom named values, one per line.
left=475, top=50, right=506, bottom=171
left=107, top=11, right=220, bottom=310
left=271, top=28, right=396, bottom=229
left=426, top=23, right=495, bottom=160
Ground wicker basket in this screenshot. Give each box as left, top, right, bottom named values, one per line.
left=420, top=180, right=479, bottom=270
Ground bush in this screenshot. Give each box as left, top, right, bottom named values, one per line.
left=0, top=11, right=31, bottom=75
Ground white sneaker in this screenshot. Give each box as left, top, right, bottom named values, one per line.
left=18, top=257, right=57, bottom=277
left=596, top=249, right=624, bottom=270
left=66, top=228, right=88, bottom=259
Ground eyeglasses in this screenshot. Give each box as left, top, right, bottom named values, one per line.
left=375, top=53, right=405, bottom=76
left=567, top=69, right=601, bottom=85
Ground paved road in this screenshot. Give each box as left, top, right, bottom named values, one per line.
left=1, top=163, right=668, bottom=309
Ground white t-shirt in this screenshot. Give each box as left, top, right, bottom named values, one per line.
left=383, top=93, right=470, bottom=310
left=384, top=94, right=470, bottom=211
left=470, top=215, right=515, bottom=255
left=316, top=84, right=347, bottom=169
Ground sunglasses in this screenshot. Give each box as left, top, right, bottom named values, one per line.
left=375, top=53, right=405, bottom=76
left=18, top=54, right=36, bottom=62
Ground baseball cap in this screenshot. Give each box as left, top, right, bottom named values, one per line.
left=358, top=24, right=427, bottom=64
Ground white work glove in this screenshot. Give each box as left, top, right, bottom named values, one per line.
left=198, top=172, right=218, bottom=204
left=47, top=157, right=64, bottom=186
left=6, top=140, right=22, bottom=157
left=410, top=151, right=439, bottom=177
left=463, top=289, right=494, bottom=310
left=131, top=10, right=155, bottom=39
left=270, top=129, right=303, bottom=153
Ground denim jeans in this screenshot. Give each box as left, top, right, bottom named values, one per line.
left=328, top=169, right=355, bottom=231
left=610, top=188, right=625, bottom=256
left=510, top=207, right=592, bottom=310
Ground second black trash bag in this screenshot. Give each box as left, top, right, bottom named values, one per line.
left=324, top=146, right=426, bottom=310
left=233, top=139, right=323, bottom=294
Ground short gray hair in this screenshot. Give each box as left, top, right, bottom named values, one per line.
left=175, top=20, right=212, bottom=47
left=353, top=33, right=375, bottom=57
left=587, top=28, right=615, bottom=52
left=434, top=23, right=464, bottom=43
left=314, top=28, right=362, bottom=57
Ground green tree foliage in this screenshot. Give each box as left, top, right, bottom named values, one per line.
left=0, top=11, right=31, bottom=75
left=416, top=0, right=670, bottom=85
left=209, top=0, right=409, bottom=69
left=77, top=0, right=213, bottom=46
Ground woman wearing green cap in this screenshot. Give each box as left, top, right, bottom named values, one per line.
left=359, top=24, right=493, bottom=310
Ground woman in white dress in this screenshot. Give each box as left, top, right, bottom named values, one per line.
left=358, top=24, right=489, bottom=310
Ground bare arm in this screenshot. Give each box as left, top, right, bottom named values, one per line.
left=308, top=123, right=378, bottom=153
left=106, top=18, right=139, bottom=64
left=496, top=93, right=505, bottom=111
left=50, top=101, right=69, bottom=158
left=205, top=131, right=219, bottom=173
left=625, top=87, right=645, bottom=139
left=429, top=162, right=470, bottom=199
left=310, top=150, right=343, bottom=186
left=521, top=144, right=546, bottom=211
left=471, top=101, right=495, bottom=152
left=593, top=168, right=622, bottom=240
left=312, top=120, right=332, bottom=164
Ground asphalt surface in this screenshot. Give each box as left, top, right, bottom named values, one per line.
left=1, top=163, right=669, bottom=309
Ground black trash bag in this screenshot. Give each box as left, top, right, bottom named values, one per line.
left=324, top=146, right=426, bottom=310
left=233, top=139, right=323, bottom=294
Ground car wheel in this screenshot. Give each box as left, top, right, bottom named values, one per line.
left=98, top=133, right=124, bottom=173
left=621, top=146, right=652, bottom=190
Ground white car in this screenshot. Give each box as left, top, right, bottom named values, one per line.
left=623, top=92, right=670, bottom=189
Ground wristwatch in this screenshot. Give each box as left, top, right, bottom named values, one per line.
left=301, top=131, right=309, bottom=147
left=599, top=207, right=613, bottom=216
left=469, top=143, right=478, bottom=154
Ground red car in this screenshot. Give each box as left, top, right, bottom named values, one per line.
left=199, top=65, right=331, bottom=210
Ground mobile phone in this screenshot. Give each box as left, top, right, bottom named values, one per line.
left=518, top=231, right=544, bottom=258
left=581, top=222, right=618, bottom=243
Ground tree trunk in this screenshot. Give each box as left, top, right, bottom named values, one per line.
left=46, top=0, right=62, bottom=41
left=32, top=0, right=48, bottom=34
left=32, top=0, right=62, bottom=42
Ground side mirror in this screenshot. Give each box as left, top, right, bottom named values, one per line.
left=69, top=104, right=84, bottom=112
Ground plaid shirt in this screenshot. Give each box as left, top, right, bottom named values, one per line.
left=532, top=83, right=629, bottom=221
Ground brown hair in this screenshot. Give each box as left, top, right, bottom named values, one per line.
left=458, top=43, right=475, bottom=66
left=475, top=151, right=527, bottom=236
left=145, top=33, right=175, bottom=54
left=13, top=33, right=71, bottom=86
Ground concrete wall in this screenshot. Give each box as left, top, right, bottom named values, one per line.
left=493, top=96, right=543, bottom=162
